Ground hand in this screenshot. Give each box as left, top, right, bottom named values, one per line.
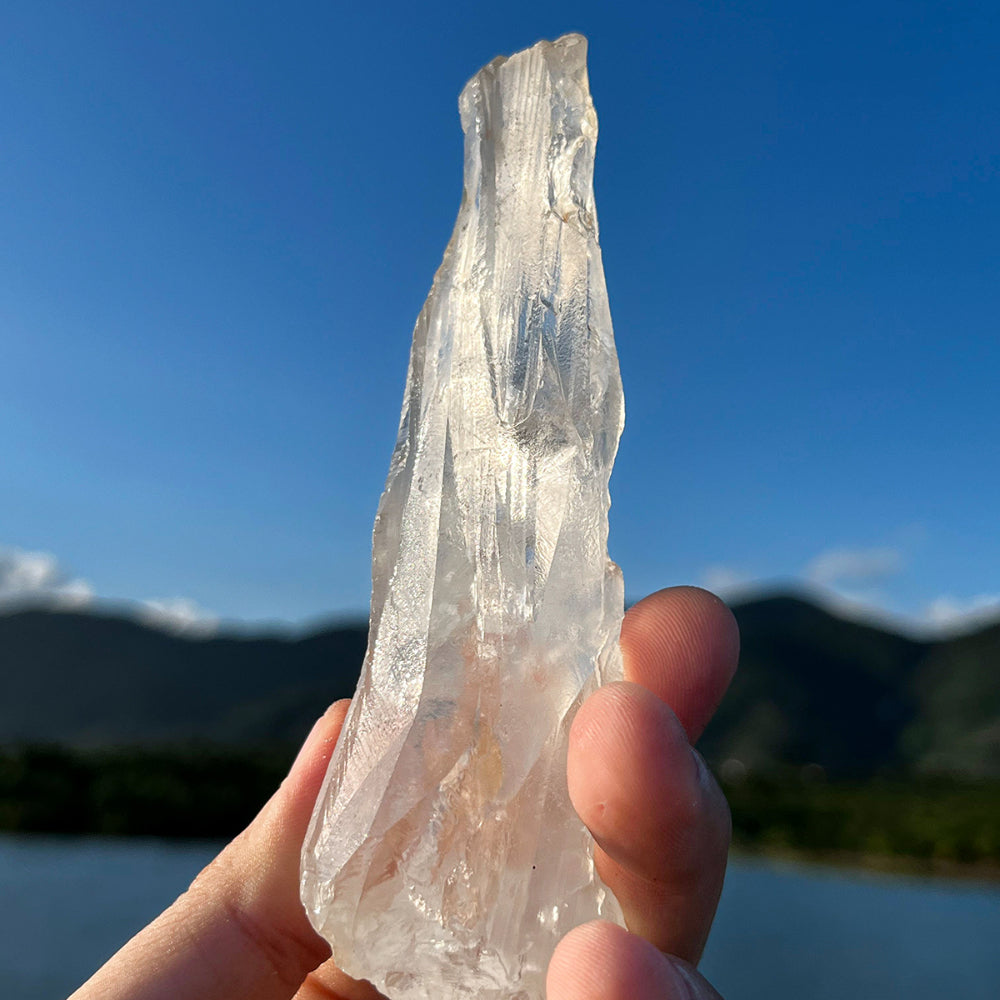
left=551, top=587, right=736, bottom=1000
left=72, top=586, right=737, bottom=1000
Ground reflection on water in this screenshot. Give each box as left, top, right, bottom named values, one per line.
left=2, top=834, right=998, bottom=1000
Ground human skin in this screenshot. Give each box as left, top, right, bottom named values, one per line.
left=71, top=586, right=737, bottom=1000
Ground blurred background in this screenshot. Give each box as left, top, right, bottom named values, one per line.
left=2, top=1, right=998, bottom=997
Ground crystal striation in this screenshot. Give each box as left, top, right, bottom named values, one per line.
left=301, top=34, right=625, bottom=1000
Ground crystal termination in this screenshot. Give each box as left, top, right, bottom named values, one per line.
left=301, top=34, right=625, bottom=1000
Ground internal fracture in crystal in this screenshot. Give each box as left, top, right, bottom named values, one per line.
left=301, top=33, right=625, bottom=1000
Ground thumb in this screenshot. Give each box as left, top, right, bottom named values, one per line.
left=548, top=921, right=725, bottom=1000
left=72, top=700, right=351, bottom=1000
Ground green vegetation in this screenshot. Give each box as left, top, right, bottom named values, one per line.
left=2, top=593, right=998, bottom=877
left=0, top=744, right=293, bottom=838
left=724, top=774, right=1000, bottom=873
left=2, top=745, right=998, bottom=878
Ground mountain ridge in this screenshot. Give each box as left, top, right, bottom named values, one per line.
left=2, top=592, right=998, bottom=779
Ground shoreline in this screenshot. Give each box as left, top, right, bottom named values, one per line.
left=730, top=843, right=1000, bottom=884
left=3, top=828, right=998, bottom=886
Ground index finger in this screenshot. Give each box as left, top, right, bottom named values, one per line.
left=620, top=587, right=739, bottom=741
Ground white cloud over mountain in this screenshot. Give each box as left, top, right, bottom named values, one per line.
left=140, top=597, right=219, bottom=636
left=0, top=543, right=217, bottom=634
left=923, top=593, right=1000, bottom=632
left=5, top=540, right=996, bottom=639
left=804, top=546, right=904, bottom=588
left=0, top=546, right=94, bottom=608
left=701, top=565, right=755, bottom=596
left=702, top=539, right=1000, bottom=635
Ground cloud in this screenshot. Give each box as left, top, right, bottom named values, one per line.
left=923, top=594, right=1000, bottom=632
left=140, top=597, right=219, bottom=636
left=2, top=542, right=219, bottom=634
left=804, top=546, right=903, bottom=588
left=0, top=546, right=94, bottom=609
left=694, top=539, right=1000, bottom=638
left=701, top=565, right=754, bottom=596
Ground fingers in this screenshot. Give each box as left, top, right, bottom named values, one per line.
left=566, top=586, right=738, bottom=966
left=71, top=700, right=352, bottom=1000
left=293, top=958, right=386, bottom=1000
left=568, top=683, right=730, bottom=962
left=548, top=922, right=724, bottom=1000
left=621, top=587, right=739, bottom=741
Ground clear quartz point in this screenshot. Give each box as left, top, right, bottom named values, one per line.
left=301, top=33, right=625, bottom=1000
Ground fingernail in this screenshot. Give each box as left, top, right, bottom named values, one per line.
left=293, top=700, right=348, bottom=769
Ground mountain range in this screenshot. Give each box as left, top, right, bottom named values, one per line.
left=1, top=593, right=998, bottom=780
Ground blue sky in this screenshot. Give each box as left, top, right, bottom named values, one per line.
left=2, top=1, right=998, bottom=632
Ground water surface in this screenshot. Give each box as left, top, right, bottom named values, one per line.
left=2, top=835, right=998, bottom=999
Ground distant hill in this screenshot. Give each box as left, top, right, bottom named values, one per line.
left=0, top=608, right=365, bottom=747
left=1, top=593, right=998, bottom=779
left=699, top=594, right=927, bottom=778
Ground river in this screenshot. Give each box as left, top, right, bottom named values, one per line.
left=2, top=835, right=997, bottom=999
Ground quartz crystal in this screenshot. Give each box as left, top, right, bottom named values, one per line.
left=301, top=33, right=625, bottom=1000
